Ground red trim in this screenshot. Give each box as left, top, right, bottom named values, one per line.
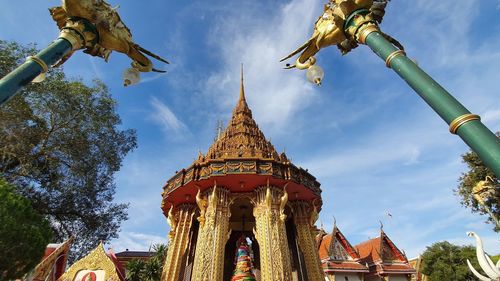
left=82, top=272, right=97, bottom=281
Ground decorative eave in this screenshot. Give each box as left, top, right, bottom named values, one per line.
left=32, top=237, right=73, bottom=281
left=163, top=157, right=320, bottom=194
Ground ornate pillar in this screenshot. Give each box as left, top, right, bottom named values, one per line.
left=161, top=203, right=196, bottom=281
left=291, top=201, right=325, bottom=281
left=191, top=185, right=232, bottom=281
left=252, top=186, right=293, bottom=281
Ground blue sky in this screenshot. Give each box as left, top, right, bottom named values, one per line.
left=1, top=0, right=499, bottom=258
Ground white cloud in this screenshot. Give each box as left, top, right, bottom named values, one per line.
left=150, top=96, right=189, bottom=134
left=482, top=109, right=500, bottom=125
left=110, top=232, right=167, bottom=252
left=203, top=0, right=322, bottom=131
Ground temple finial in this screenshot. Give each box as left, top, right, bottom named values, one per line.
left=239, top=63, right=246, bottom=102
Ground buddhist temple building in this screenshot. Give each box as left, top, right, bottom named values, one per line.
left=408, top=256, right=428, bottom=281
left=158, top=69, right=416, bottom=281
left=160, top=69, right=324, bottom=281
left=354, top=229, right=416, bottom=281
left=317, top=223, right=369, bottom=280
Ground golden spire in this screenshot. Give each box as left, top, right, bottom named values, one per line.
left=240, top=63, right=245, bottom=102
left=205, top=67, right=279, bottom=160
left=235, top=64, right=250, bottom=115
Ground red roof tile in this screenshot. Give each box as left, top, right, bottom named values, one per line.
left=354, top=231, right=415, bottom=275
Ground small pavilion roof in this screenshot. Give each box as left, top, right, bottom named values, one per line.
left=317, top=223, right=368, bottom=273
left=354, top=230, right=416, bottom=275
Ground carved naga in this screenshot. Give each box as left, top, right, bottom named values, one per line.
left=466, top=232, right=500, bottom=281
left=49, top=0, right=168, bottom=73
left=280, top=0, right=390, bottom=69
left=196, top=187, right=208, bottom=227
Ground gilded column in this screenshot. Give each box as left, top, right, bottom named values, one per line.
left=291, top=201, right=325, bottom=281
left=252, top=185, right=293, bottom=281
left=191, top=185, right=232, bottom=281
left=161, top=203, right=196, bottom=281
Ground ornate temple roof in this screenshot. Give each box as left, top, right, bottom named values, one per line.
left=205, top=69, right=279, bottom=161
left=354, top=230, right=415, bottom=276
left=317, top=223, right=369, bottom=273
left=58, top=242, right=126, bottom=281
left=162, top=67, right=321, bottom=211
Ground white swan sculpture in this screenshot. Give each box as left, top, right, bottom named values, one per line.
left=466, top=232, right=500, bottom=281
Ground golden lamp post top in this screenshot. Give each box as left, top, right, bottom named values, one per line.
left=49, top=0, right=169, bottom=84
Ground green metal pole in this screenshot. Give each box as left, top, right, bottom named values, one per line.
left=0, top=38, right=73, bottom=105
left=362, top=30, right=500, bottom=177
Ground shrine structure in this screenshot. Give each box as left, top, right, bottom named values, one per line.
left=354, top=229, right=416, bottom=281
left=160, top=69, right=325, bottom=281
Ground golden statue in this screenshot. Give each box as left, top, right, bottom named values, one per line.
left=49, top=0, right=168, bottom=73
left=280, top=0, right=390, bottom=69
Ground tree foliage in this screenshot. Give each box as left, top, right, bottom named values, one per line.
left=124, top=244, right=168, bottom=281
left=0, top=40, right=137, bottom=261
left=421, top=241, right=481, bottom=281
left=455, top=134, right=499, bottom=232
left=0, top=177, right=52, bottom=280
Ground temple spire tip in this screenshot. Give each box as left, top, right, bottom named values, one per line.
left=239, top=63, right=246, bottom=102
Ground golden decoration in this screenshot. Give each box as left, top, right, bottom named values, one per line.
left=253, top=186, right=293, bottom=281
left=167, top=206, right=177, bottom=241
left=449, top=113, right=480, bottom=134
left=356, top=23, right=379, bottom=44
left=26, top=56, right=49, bottom=83
left=195, top=187, right=208, bottom=226
left=161, top=204, right=196, bottom=281
left=281, top=0, right=391, bottom=67
left=58, top=242, right=121, bottom=281
left=472, top=176, right=497, bottom=205
left=191, top=186, right=232, bottom=281
left=385, top=49, right=406, bottom=68
left=49, top=0, right=168, bottom=72
left=279, top=183, right=289, bottom=221
left=292, top=201, right=325, bottom=281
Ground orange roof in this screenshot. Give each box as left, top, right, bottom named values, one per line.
left=354, top=231, right=415, bottom=275
left=317, top=225, right=368, bottom=273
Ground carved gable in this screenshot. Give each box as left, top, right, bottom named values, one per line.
left=58, top=243, right=122, bottom=281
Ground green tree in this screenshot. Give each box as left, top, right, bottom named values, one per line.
left=421, top=241, right=482, bottom=281
left=455, top=134, right=499, bottom=232
left=125, top=259, right=146, bottom=281
left=0, top=177, right=52, bottom=280
left=124, top=244, right=167, bottom=281
left=0, top=40, right=137, bottom=261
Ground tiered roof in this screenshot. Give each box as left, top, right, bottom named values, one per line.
left=317, top=224, right=369, bottom=273
left=354, top=230, right=416, bottom=276
left=161, top=68, right=321, bottom=211
left=205, top=69, right=279, bottom=161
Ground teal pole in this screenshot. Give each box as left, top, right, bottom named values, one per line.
left=363, top=30, right=500, bottom=177
left=0, top=38, right=73, bottom=105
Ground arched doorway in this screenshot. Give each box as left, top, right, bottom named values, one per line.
left=223, top=196, right=260, bottom=281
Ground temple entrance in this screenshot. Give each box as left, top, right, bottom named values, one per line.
left=223, top=197, right=260, bottom=281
